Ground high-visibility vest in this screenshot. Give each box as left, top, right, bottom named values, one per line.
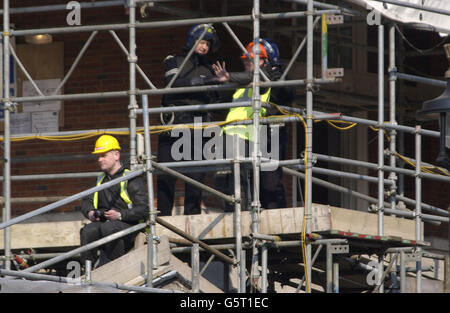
left=93, top=169, right=132, bottom=210
left=223, top=87, right=271, bottom=141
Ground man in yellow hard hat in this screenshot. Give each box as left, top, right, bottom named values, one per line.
left=79, top=135, right=149, bottom=267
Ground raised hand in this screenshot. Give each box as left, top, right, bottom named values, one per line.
left=212, top=61, right=229, bottom=82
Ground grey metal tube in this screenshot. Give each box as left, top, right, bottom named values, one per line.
left=250, top=0, right=262, bottom=291
left=233, top=135, right=243, bottom=293
left=6, top=172, right=99, bottom=181
left=397, top=72, right=446, bottom=88
left=2, top=0, right=12, bottom=270
left=333, top=262, right=339, bottom=293
left=282, top=166, right=447, bottom=224
left=0, top=196, right=65, bottom=204
left=388, top=24, right=398, bottom=220
left=142, top=95, right=157, bottom=287
left=7, top=78, right=337, bottom=104
left=0, top=169, right=144, bottom=230
left=137, top=101, right=251, bottom=115
left=8, top=42, right=44, bottom=96
left=241, top=249, right=246, bottom=293
left=340, top=114, right=440, bottom=138
left=0, top=269, right=180, bottom=293
left=261, top=243, right=268, bottom=293
left=326, top=244, right=332, bottom=293
left=392, top=196, right=448, bottom=217
left=23, top=222, right=147, bottom=273
left=170, top=239, right=347, bottom=254
left=288, top=164, right=395, bottom=186
left=313, top=153, right=450, bottom=183
left=0, top=253, right=64, bottom=261
left=378, top=23, right=385, bottom=239
left=11, top=10, right=341, bottom=37
left=128, top=0, right=138, bottom=170
left=304, top=0, right=314, bottom=293
left=0, top=1, right=125, bottom=15
left=400, top=251, right=406, bottom=293
left=383, top=208, right=449, bottom=223
left=191, top=243, right=200, bottom=293
left=415, top=127, right=422, bottom=293
left=84, top=260, right=92, bottom=283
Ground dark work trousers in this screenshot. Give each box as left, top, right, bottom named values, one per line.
left=157, top=131, right=207, bottom=216
left=215, top=126, right=287, bottom=212
left=79, top=220, right=137, bottom=267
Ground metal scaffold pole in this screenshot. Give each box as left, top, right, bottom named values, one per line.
left=250, top=0, right=262, bottom=292
left=142, top=95, right=158, bottom=287
left=377, top=22, right=385, bottom=293
left=2, top=0, right=11, bottom=271
left=129, top=0, right=138, bottom=170
left=415, top=126, right=423, bottom=293
left=233, top=135, right=244, bottom=293
left=304, top=0, right=314, bottom=293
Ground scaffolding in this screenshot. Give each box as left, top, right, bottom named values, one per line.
left=0, top=0, right=449, bottom=293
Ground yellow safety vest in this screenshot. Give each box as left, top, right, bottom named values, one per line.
left=93, top=169, right=132, bottom=210
left=223, top=87, right=271, bottom=141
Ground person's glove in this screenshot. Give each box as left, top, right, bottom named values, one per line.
left=267, top=65, right=282, bottom=81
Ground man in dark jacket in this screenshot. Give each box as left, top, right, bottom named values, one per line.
left=80, top=135, right=149, bottom=267
left=157, top=24, right=222, bottom=216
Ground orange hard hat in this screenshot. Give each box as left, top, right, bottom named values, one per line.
left=240, top=42, right=268, bottom=60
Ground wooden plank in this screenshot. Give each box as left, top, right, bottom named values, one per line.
left=0, top=205, right=418, bottom=251
left=0, top=220, right=85, bottom=250
left=155, top=206, right=332, bottom=239
left=90, top=235, right=170, bottom=285
left=328, top=205, right=418, bottom=241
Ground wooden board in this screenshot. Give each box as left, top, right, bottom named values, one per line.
left=90, top=235, right=170, bottom=285
left=328, top=205, right=421, bottom=241
left=0, top=220, right=85, bottom=250
left=0, top=204, right=419, bottom=251
left=154, top=204, right=418, bottom=241
left=154, top=205, right=331, bottom=240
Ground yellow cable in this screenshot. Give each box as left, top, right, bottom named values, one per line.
left=326, top=120, right=358, bottom=130
left=267, top=101, right=311, bottom=292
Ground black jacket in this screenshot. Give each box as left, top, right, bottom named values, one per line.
left=81, top=166, right=149, bottom=224
left=161, top=52, right=219, bottom=124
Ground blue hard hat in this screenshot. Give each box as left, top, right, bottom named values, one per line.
left=186, top=24, right=219, bottom=52
left=260, top=38, right=280, bottom=66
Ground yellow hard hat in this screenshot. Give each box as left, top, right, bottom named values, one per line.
left=92, top=135, right=121, bottom=154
